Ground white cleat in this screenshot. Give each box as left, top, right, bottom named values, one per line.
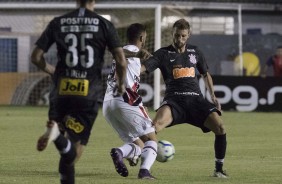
left=213, top=170, right=228, bottom=178
left=37, top=120, right=60, bottom=151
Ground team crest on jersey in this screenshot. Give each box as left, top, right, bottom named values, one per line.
left=189, top=54, right=197, bottom=64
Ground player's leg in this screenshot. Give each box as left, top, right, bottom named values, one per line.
left=37, top=120, right=61, bottom=151
left=58, top=103, right=97, bottom=183
left=36, top=119, right=78, bottom=184
left=110, top=141, right=142, bottom=177
left=152, top=105, right=173, bottom=133
left=125, top=139, right=144, bottom=166
left=104, top=100, right=137, bottom=177
left=138, top=132, right=158, bottom=179
left=55, top=134, right=78, bottom=184
left=204, top=112, right=228, bottom=178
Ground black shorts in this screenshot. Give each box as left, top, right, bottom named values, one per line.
left=49, top=98, right=99, bottom=145
left=160, top=94, right=221, bottom=133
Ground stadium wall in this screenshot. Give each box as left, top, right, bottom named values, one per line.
left=0, top=2, right=282, bottom=112
left=1, top=73, right=282, bottom=112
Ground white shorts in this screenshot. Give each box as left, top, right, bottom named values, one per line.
left=103, top=99, right=155, bottom=143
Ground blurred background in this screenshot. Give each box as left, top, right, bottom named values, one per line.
left=0, top=0, right=281, bottom=111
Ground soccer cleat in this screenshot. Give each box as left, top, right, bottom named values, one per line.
left=138, top=169, right=156, bottom=180
left=37, top=120, right=60, bottom=151
left=213, top=170, right=228, bottom=178
left=110, top=148, right=128, bottom=177
left=126, top=155, right=140, bottom=166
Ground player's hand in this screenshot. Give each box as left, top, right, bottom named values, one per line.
left=137, top=49, right=152, bottom=61
left=113, top=84, right=125, bottom=97
left=117, top=84, right=126, bottom=95
left=211, top=96, right=221, bottom=111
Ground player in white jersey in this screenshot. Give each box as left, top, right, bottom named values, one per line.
left=103, top=23, right=157, bottom=179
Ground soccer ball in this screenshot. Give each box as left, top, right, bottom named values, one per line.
left=156, top=140, right=175, bottom=162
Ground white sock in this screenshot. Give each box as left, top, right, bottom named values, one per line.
left=119, top=143, right=141, bottom=159
left=140, top=141, right=157, bottom=170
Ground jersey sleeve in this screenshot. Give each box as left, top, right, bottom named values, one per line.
left=196, top=47, right=208, bottom=74
left=105, top=21, right=121, bottom=50
left=143, top=49, right=163, bottom=73
left=35, top=19, right=56, bottom=52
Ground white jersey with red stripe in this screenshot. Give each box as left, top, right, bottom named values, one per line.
left=103, top=44, right=154, bottom=143
left=104, top=44, right=142, bottom=106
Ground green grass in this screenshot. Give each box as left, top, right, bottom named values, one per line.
left=0, top=106, right=282, bottom=184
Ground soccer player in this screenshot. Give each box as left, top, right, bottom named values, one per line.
left=31, top=0, right=127, bottom=183
left=103, top=23, right=158, bottom=179
left=140, top=18, right=228, bottom=178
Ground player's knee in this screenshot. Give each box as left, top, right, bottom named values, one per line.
left=215, top=123, right=226, bottom=135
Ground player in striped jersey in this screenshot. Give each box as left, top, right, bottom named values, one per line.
left=103, top=23, right=157, bottom=179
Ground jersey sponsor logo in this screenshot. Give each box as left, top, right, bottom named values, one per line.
left=59, top=78, right=89, bottom=96
left=60, top=17, right=100, bottom=25
left=173, top=67, right=195, bottom=79
left=174, top=92, right=199, bottom=96
left=187, top=49, right=195, bottom=52
left=61, top=25, right=98, bottom=33
left=189, top=54, right=197, bottom=64
left=65, top=116, right=84, bottom=133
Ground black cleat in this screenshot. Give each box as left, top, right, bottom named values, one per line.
left=110, top=148, right=128, bottom=177
left=138, top=169, right=156, bottom=180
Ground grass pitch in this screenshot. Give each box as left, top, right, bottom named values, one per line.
left=0, top=106, right=282, bottom=184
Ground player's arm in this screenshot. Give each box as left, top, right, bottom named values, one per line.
left=111, top=47, right=127, bottom=95
left=123, top=48, right=152, bottom=73
left=31, top=46, right=55, bottom=76
left=201, top=72, right=221, bottom=111
left=123, top=49, right=137, bottom=58
left=124, top=48, right=152, bottom=60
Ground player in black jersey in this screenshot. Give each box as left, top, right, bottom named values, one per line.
left=141, top=19, right=228, bottom=178
left=31, top=0, right=127, bottom=183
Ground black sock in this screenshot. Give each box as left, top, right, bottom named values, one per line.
left=58, top=140, right=77, bottom=184
left=214, top=134, right=227, bottom=171
left=215, top=161, right=223, bottom=172
left=54, top=134, right=69, bottom=151
left=59, top=158, right=75, bottom=184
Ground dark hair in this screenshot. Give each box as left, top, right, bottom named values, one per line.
left=173, top=18, right=190, bottom=30
left=277, top=46, right=282, bottom=49
left=126, top=23, right=147, bottom=43
left=77, top=0, right=95, bottom=5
